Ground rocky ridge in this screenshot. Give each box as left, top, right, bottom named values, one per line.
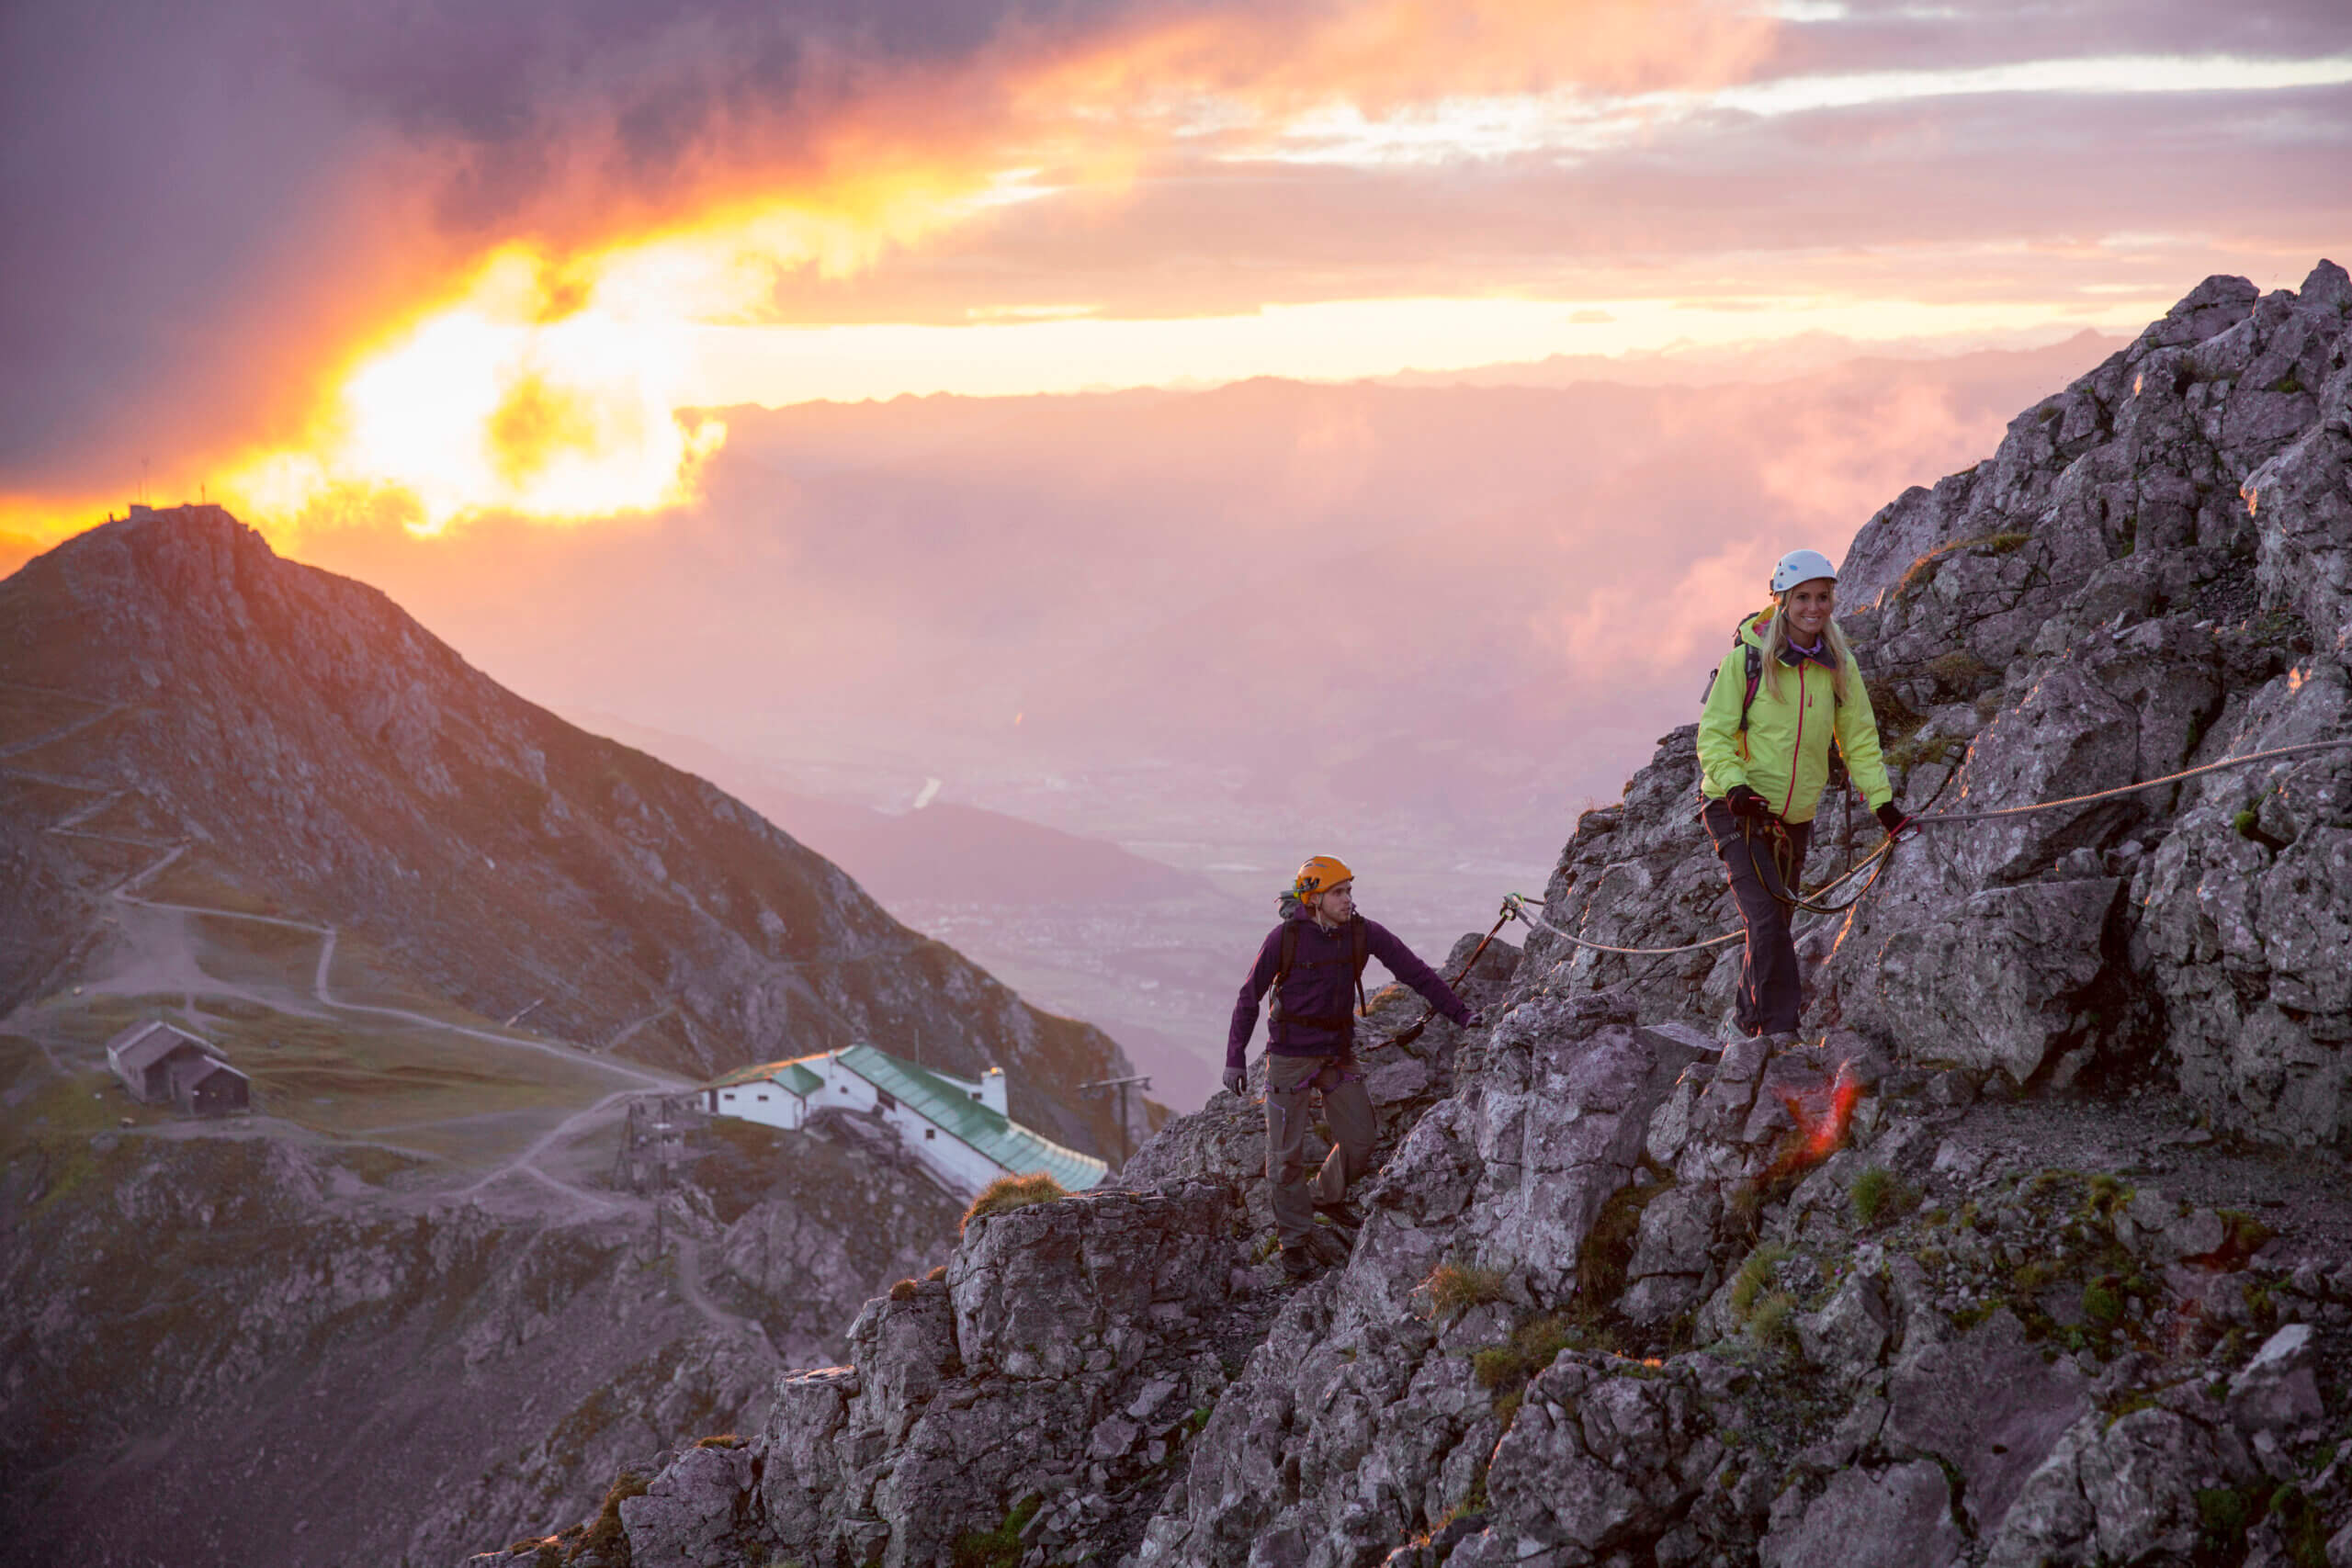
left=469, top=265, right=2352, bottom=1568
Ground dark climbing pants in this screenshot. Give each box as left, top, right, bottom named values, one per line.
left=1702, top=798, right=1813, bottom=1036
left=1264, top=1053, right=1376, bottom=1249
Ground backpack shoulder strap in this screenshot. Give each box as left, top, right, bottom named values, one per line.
left=1270, top=921, right=1300, bottom=1025
left=1351, top=916, right=1370, bottom=1015
left=1739, top=641, right=1762, bottom=736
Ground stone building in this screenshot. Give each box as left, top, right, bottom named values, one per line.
left=702, top=1043, right=1103, bottom=1197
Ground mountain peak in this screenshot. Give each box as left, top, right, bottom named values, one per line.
left=1, top=507, right=1141, bottom=1156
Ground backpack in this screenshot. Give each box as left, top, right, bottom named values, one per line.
left=1702, top=615, right=1848, bottom=783
left=1268, top=914, right=1371, bottom=1032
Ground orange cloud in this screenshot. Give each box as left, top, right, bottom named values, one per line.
left=1032, top=0, right=1776, bottom=116
left=10, top=0, right=1787, bottom=549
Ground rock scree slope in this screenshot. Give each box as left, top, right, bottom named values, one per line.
left=487, top=262, right=2352, bottom=1568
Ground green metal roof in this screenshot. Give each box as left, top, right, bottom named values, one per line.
left=707, top=1058, right=825, bottom=1096
left=836, top=1043, right=1106, bottom=1192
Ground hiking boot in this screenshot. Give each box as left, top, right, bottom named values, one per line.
left=1279, top=1245, right=1319, bottom=1280
left=1314, top=1197, right=1364, bottom=1231
left=1304, top=1224, right=1354, bottom=1269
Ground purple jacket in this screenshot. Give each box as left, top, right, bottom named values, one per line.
left=1227, top=909, right=1473, bottom=1069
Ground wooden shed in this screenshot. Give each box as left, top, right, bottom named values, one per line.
left=104, top=1021, right=251, bottom=1117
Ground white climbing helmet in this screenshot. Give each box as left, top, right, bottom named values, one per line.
left=1770, top=548, right=1838, bottom=594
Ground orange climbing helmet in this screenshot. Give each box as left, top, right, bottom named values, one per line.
left=1292, top=855, right=1354, bottom=902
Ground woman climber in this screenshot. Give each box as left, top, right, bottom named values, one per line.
left=1696, top=548, right=1911, bottom=1045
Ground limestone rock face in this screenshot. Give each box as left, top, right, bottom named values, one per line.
left=1842, top=877, right=2123, bottom=1084
left=1883, top=1309, right=2091, bottom=1533
left=948, top=1183, right=1234, bottom=1380
left=1758, top=1461, right=1962, bottom=1568
left=1481, top=1354, right=1724, bottom=1558
left=627, top=1181, right=1246, bottom=1568
left=2138, top=661, right=2352, bottom=1143
left=1519, top=259, right=2352, bottom=1145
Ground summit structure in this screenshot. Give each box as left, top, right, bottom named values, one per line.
left=706, top=1045, right=1107, bottom=1196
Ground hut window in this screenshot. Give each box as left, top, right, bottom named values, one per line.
left=924, top=1128, right=935, bottom=1140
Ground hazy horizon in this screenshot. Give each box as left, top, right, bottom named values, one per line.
left=245, top=330, right=2134, bottom=1103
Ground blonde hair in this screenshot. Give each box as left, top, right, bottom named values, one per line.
left=1758, top=595, right=1851, bottom=703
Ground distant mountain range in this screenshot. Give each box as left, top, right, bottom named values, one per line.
left=0, top=506, right=1137, bottom=1155
left=568, top=711, right=1209, bottom=905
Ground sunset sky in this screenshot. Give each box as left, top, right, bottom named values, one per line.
left=5, top=0, right=2347, bottom=552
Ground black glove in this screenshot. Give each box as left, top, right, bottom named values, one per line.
left=1725, top=784, right=1773, bottom=822
left=1874, top=802, right=1913, bottom=837
left=1221, top=1064, right=1248, bottom=1098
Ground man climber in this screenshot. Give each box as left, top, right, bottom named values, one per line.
left=1226, top=855, right=1483, bottom=1278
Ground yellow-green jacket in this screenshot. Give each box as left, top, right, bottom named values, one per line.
left=1696, top=611, right=1895, bottom=824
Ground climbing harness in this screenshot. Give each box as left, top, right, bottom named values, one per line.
left=1504, top=735, right=2352, bottom=958
left=1740, top=764, right=1960, bottom=918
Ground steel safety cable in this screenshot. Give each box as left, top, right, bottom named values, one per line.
left=1348, top=904, right=1517, bottom=1052
left=1915, top=737, right=2352, bottom=825
left=1510, top=773, right=1935, bottom=953
left=1497, top=735, right=2350, bottom=955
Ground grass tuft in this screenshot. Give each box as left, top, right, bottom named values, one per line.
left=1747, top=1291, right=1801, bottom=1355
left=961, top=1172, right=1066, bottom=1234
left=582, top=1470, right=649, bottom=1560
left=952, top=1495, right=1043, bottom=1568
left=1926, top=650, right=1998, bottom=698
left=1863, top=680, right=1928, bottom=748
left=1472, top=1314, right=1576, bottom=1425
left=1894, top=530, right=2035, bottom=603
left=1579, top=1178, right=1664, bottom=1308
left=2082, top=1174, right=2132, bottom=1222
left=1426, top=1260, right=1510, bottom=1321
left=1849, top=1167, right=1917, bottom=1229
left=1729, top=1242, right=1792, bottom=1324
left=1887, top=732, right=1964, bottom=771
left=2083, top=1280, right=2123, bottom=1329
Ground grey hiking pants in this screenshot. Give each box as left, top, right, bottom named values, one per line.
left=1264, top=1053, right=1376, bottom=1249
left=1702, top=798, right=1813, bottom=1037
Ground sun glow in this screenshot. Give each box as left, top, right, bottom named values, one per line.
left=221, top=177, right=1009, bottom=538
